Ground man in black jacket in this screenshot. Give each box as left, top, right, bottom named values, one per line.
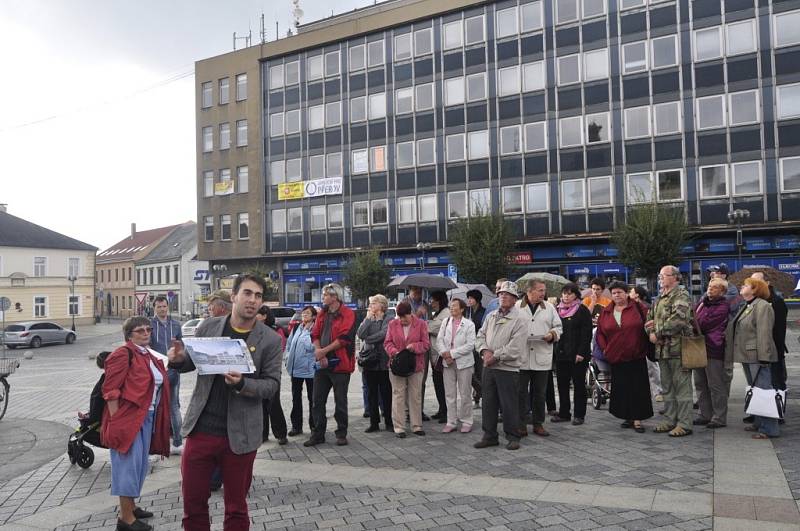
left=466, top=289, right=486, bottom=405
left=750, top=272, right=788, bottom=391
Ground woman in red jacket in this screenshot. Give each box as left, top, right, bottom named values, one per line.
left=384, top=301, right=430, bottom=438
left=102, top=316, right=171, bottom=531
left=596, top=281, right=653, bottom=433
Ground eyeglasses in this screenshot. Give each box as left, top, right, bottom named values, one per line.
left=132, top=326, right=153, bottom=334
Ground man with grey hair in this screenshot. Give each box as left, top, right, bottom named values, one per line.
left=305, top=283, right=357, bottom=447
left=207, top=290, right=232, bottom=318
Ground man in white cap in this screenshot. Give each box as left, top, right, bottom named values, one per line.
left=474, top=281, right=528, bottom=451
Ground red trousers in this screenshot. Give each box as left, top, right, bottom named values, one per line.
left=181, top=433, right=257, bottom=531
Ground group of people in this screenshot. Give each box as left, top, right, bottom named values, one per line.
left=96, top=265, right=790, bottom=530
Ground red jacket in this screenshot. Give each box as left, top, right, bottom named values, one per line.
left=384, top=316, right=430, bottom=373
left=311, top=304, right=356, bottom=373
left=595, top=302, right=648, bottom=364
left=101, top=342, right=171, bottom=456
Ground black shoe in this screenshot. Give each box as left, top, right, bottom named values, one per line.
left=422, top=413, right=431, bottom=421
left=116, top=519, right=152, bottom=531
left=474, top=439, right=499, bottom=449
left=365, top=425, right=380, bottom=433
left=693, top=419, right=710, bottom=426
left=743, top=415, right=755, bottom=424
left=571, top=418, right=584, bottom=426
left=550, top=415, right=569, bottom=423
left=385, top=424, right=394, bottom=432
left=413, top=430, right=426, bottom=436
left=506, top=441, right=520, bottom=450
left=133, top=508, right=153, bottom=519
left=396, top=432, right=407, bottom=438
left=658, top=409, right=666, bottom=415
left=634, top=425, right=646, bottom=433
left=303, top=437, right=324, bottom=447
left=693, top=402, right=699, bottom=410
left=438, top=417, right=447, bottom=424
left=431, top=411, right=443, bottom=420
left=288, top=429, right=302, bottom=437
left=620, top=421, right=633, bottom=429
left=278, top=437, right=288, bottom=445
left=336, top=437, right=348, bottom=446
left=362, top=411, right=370, bottom=418
left=706, top=421, right=726, bottom=429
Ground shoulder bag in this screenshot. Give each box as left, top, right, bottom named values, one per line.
left=680, top=307, right=707, bottom=369
left=744, top=366, right=787, bottom=419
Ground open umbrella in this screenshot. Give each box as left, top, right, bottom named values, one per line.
left=447, top=283, right=495, bottom=302
left=386, top=273, right=458, bottom=291
left=515, top=272, right=570, bottom=298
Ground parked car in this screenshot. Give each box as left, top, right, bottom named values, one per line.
left=2, top=322, right=76, bottom=348
left=181, top=318, right=204, bottom=337
left=271, top=306, right=297, bottom=335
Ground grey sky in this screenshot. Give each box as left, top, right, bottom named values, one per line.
left=0, top=0, right=373, bottom=251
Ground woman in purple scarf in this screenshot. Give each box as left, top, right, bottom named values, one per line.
left=551, top=283, right=593, bottom=425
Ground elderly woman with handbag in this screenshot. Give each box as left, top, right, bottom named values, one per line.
left=285, top=305, right=317, bottom=437
left=693, top=278, right=731, bottom=429
left=102, top=316, right=171, bottom=531
left=436, top=298, right=476, bottom=433
left=357, top=294, right=393, bottom=433
left=725, top=277, right=780, bottom=439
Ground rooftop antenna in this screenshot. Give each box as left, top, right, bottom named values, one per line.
left=292, top=0, right=304, bottom=29
left=233, top=29, right=252, bottom=50
left=260, top=13, right=266, bottom=43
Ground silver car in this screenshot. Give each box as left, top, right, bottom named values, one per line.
left=2, top=321, right=77, bottom=348
left=181, top=318, right=204, bottom=337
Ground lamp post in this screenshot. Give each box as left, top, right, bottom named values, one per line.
left=68, top=275, right=77, bottom=331
left=727, top=209, right=750, bottom=267
left=212, top=264, right=228, bottom=289
left=416, top=242, right=432, bottom=271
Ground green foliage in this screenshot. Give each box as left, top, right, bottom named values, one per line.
left=342, top=249, right=391, bottom=308
left=240, top=263, right=279, bottom=301
left=449, top=213, right=515, bottom=287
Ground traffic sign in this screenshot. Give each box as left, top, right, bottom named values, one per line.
left=0, top=297, right=10, bottom=312
left=167, top=291, right=176, bottom=301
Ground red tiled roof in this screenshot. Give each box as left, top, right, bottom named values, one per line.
left=97, top=224, right=181, bottom=263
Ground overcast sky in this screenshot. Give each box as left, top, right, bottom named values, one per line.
left=0, top=0, right=374, bottom=251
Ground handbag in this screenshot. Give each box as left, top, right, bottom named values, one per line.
left=390, top=348, right=416, bottom=377
left=744, top=368, right=787, bottom=419
left=680, top=315, right=707, bottom=369
left=357, top=346, right=379, bottom=369
left=633, top=303, right=656, bottom=362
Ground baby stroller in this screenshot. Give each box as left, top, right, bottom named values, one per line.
left=586, top=330, right=612, bottom=409
left=67, top=352, right=110, bottom=469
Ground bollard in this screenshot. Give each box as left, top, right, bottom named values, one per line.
left=23, top=350, right=33, bottom=360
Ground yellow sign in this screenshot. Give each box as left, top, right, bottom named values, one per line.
left=214, top=180, right=234, bottom=195
left=277, top=182, right=304, bottom=200
left=219, top=278, right=236, bottom=289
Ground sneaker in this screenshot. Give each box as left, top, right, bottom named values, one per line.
left=460, top=424, right=472, bottom=433
left=506, top=441, right=520, bottom=450
left=473, top=439, right=499, bottom=449
left=442, top=424, right=457, bottom=433
left=170, top=445, right=183, bottom=456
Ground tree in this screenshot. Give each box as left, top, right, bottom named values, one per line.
left=342, top=249, right=391, bottom=308
left=449, top=213, right=516, bottom=287
left=239, top=263, right=279, bottom=302
left=611, top=201, right=690, bottom=289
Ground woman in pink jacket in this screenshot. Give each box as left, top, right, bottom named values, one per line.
left=384, top=301, right=430, bottom=438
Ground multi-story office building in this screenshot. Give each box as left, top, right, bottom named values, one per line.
left=196, top=0, right=800, bottom=307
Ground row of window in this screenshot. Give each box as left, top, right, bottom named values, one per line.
left=18, top=257, right=82, bottom=278
left=135, top=265, right=181, bottom=286
left=98, top=266, right=132, bottom=284
left=202, top=166, right=249, bottom=198
left=203, top=213, right=250, bottom=242
left=201, top=120, right=247, bottom=152
left=27, top=296, right=82, bottom=318
left=201, top=74, right=247, bottom=108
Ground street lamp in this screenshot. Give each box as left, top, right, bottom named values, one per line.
left=68, top=275, right=77, bottom=332
left=727, top=209, right=750, bottom=266
left=416, top=242, right=432, bottom=271
left=212, top=264, right=228, bottom=289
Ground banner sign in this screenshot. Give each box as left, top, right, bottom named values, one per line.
left=277, top=177, right=343, bottom=200
left=214, top=180, right=234, bottom=195
left=508, top=251, right=533, bottom=264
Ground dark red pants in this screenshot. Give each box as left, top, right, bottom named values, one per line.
left=181, top=433, right=256, bottom=531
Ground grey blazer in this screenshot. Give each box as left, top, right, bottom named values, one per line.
left=173, top=316, right=282, bottom=454
left=725, top=298, right=778, bottom=366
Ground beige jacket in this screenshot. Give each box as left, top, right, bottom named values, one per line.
left=518, top=300, right=562, bottom=371
left=475, top=305, right=527, bottom=372
left=725, top=297, right=778, bottom=365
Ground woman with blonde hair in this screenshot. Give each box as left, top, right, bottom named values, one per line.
left=357, top=294, right=393, bottom=433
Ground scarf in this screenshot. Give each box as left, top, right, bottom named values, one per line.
left=557, top=299, right=581, bottom=319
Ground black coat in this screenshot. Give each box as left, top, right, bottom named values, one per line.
left=466, top=305, right=486, bottom=332
left=767, top=286, right=788, bottom=359
left=554, top=304, right=593, bottom=363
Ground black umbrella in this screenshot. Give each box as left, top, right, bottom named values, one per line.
left=386, top=273, right=458, bottom=291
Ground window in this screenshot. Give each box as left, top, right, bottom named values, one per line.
left=310, top=205, right=326, bottom=231
left=327, top=153, right=343, bottom=176
left=502, top=186, right=523, bottom=214
left=654, top=101, right=681, bottom=135
left=657, top=169, right=682, bottom=201
left=466, top=72, right=487, bottom=101
left=444, top=77, right=465, bottom=106
left=350, top=96, right=367, bottom=122
left=237, top=166, right=248, bottom=193
left=496, top=7, right=518, bottom=39
left=526, top=183, right=548, bottom=212
left=417, top=138, right=436, bottom=165
left=270, top=160, right=285, bottom=184
left=446, top=133, right=466, bottom=162
left=696, top=95, right=726, bottom=129
left=219, top=168, right=231, bottom=191
left=559, top=116, right=583, bottom=147
left=310, top=155, right=325, bottom=179
left=203, top=171, right=214, bottom=197
left=367, top=40, right=384, bottom=67
left=729, top=90, right=759, bottom=125
left=777, top=83, right=800, bottom=120
left=287, top=207, right=302, bottom=232
left=269, top=64, right=284, bottom=89
left=583, top=48, right=608, bottom=81
left=500, top=125, right=522, bottom=154
left=588, top=176, right=612, bottom=207
left=498, top=65, right=520, bottom=97
left=585, top=112, right=609, bottom=143
left=556, top=0, right=578, bottom=24
left=173, top=266, right=178, bottom=284
left=34, top=257, right=46, bottom=277
left=418, top=194, right=437, bottom=221
left=324, top=51, right=340, bottom=77
left=651, top=35, right=677, bottom=69
left=34, top=296, right=47, bottom=318
left=370, top=146, right=387, bottom=172
left=202, top=126, right=213, bottom=152
left=328, top=204, right=344, bottom=228
left=733, top=161, right=761, bottom=195
left=325, top=101, right=341, bottom=127
left=236, top=120, right=247, bottom=146
left=700, top=165, right=727, bottom=198
left=353, top=201, right=369, bottom=226
left=269, top=113, right=283, bottom=137
left=694, top=26, right=723, bottom=62
left=465, top=15, right=485, bottom=45
left=284, top=62, right=299, bottom=85
left=780, top=157, right=800, bottom=192
left=415, top=28, right=432, bottom=56
left=218, top=77, right=229, bottom=104
left=523, top=61, right=546, bottom=92
left=583, top=0, right=606, bottom=17
left=443, top=21, right=463, bottom=50
left=448, top=191, right=468, bottom=219
left=238, top=213, right=249, bottom=239
left=561, top=179, right=586, bottom=210
left=468, top=130, right=489, bottom=159
left=623, top=41, right=648, bottom=74
left=525, top=122, right=547, bottom=151
left=235, top=73, right=247, bottom=100
left=395, top=87, right=413, bottom=114
left=398, top=197, right=416, bottom=223
left=775, top=10, right=800, bottom=48
left=726, top=19, right=757, bottom=56
left=286, top=158, right=301, bottom=182
left=220, top=215, right=231, bottom=240
left=286, top=110, right=300, bottom=134
left=624, top=106, right=650, bottom=139
left=396, top=141, right=415, bottom=168
left=68, top=257, right=80, bottom=278
left=621, top=0, right=645, bottom=8
left=349, top=44, right=365, bottom=71
left=204, top=216, right=214, bottom=240
left=309, top=104, right=324, bottom=130
left=371, top=199, right=388, bottom=225
left=627, top=172, right=653, bottom=203
left=352, top=149, right=368, bottom=174
left=307, top=54, right=323, bottom=80
left=394, top=33, right=412, bottom=61
left=415, top=83, right=434, bottom=111
left=368, top=92, right=386, bottom=120
left=201, top=82, right=212, bottom=108
left=469, top=188, right=491, bottom=216
left=557, top=54, right=580, bottom=85
left=217, top=122, right=230, bottom=148
left=521, top=2, right=543, bottom=32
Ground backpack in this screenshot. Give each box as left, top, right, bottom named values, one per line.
left=389, top=348, right=416, bottom=377
left=92, top=348, right=133, bottom=424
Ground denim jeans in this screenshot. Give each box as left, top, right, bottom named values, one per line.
left=167, top=368, right=182, bottom=447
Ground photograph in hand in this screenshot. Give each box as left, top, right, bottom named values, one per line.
left=182, top=337, right=256, bottom=375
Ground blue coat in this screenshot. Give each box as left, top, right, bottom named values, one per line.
left=285, top=324, right=316, bottom=379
